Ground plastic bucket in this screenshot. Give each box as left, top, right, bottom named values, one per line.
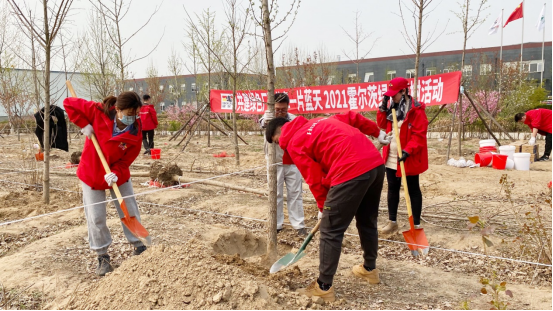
left=513, top=153, right=531, bottom=171
left=35, top=152, right=44, bottom=161
left=499, top=145, right=516, bottom=161
left=475, top=153, right=493, bottom=167
left=150, top=148, right=161, bottom=160
left=479, top=139, right=496, bottom=147
left=492, top=154, right=508, bottom=170
left=479, top=146, right=497, bottom=153
left=505, top=158, right=515, bottom=170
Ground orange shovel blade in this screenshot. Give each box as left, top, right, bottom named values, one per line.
left=402, top=228, right=430, bottom=257
left=119, top=200, right=150, bottom=240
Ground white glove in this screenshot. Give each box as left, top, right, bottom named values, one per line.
left=528, top=137, right=536, bottom=145
left=378, top=130, right=391, bottom=145
left=318, top=211, right=323, bottom=220
left=81, top=124, right=94, bottom=138
left=104, top=172, right=118, bottom=187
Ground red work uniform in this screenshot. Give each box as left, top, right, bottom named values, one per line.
left=279, top=111, right=384, bottom=210
left=64, top=98, right=143, bottom=190
left=524, top=108, right=552, bottom=135
left=139, top=104, right=158, bottom=131
left=377, top=101, right=429, bottom=177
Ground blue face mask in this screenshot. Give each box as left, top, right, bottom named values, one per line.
left=118, top=115, right=138, bottom=126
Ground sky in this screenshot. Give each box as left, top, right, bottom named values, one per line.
left=59, top=0, right=553, bottom=78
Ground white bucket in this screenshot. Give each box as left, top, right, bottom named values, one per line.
left=499, top=145, right=516, bottom=161
left=479, top=139, right=496, bottom=147
left=513, top=153, right=531, bottom=171
left=505, top=158, right=515, bottom=170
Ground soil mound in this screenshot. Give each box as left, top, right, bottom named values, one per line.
left=67, top=237, right=309, bottom=310
left=212, top=229, right=266, bottom=258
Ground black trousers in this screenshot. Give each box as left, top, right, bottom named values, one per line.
left=142, top=130, right=155, bottom=151
left=385, top=168, right=422, bottom=226
left=319, top=165, right=385, bottom=284
left=544, top=133, right=552, bottom=157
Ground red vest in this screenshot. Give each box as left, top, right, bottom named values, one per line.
left=524, top=108, right=552, bottom=136
left=64, top=98, right=142, bottom=190
left=139, top=104, right=158, bottom=131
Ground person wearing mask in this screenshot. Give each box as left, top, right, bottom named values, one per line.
left=377, top=77, right=429, bottom=235
left=515, top=108, right=552, bottom=161
left=260, top=93, right=307, bottom=236
left=139, top=94, right=158, bottom=155
left=64, top=92, right=147, bottom=276
left=265, top=111, right=391, bottom=302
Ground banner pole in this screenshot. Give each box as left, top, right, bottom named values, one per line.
left=541, top=3, right=546, bottom=86
left=520, top=0, right=525, bottom=75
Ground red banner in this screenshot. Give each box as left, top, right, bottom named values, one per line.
left=210, top=71, right=461, bottom=115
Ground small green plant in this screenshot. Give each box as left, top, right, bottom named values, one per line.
left=480, top=272, right=513, bottom=310
left=467, top=215, right=496, bottom=254
left=168, top=121, right=182, bottom=132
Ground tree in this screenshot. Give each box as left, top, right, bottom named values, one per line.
left=250, top=0, right=301, bottom=261
left=90, top=0, right=164, bottom=93
left=341, top=11, right=379, bottom=83
left=452, top=0, right=489, bottom=156
left=167, top=47, right=185, bottom=107
left=398, top=0, right=448, bottom=98
left=77, top=8, right=118, bottom=101
left=8, top=0, right=74, bottom=204
left=144, top=61, right=166, bottom=111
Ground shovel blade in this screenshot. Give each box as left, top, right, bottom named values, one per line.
left=402, top=228, right=429, bottom=257
left=270, top=253, right=296, bottom=273
left=119, top=200, right=150, bottom=245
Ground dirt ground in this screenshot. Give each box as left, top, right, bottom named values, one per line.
left=0, top=130, right=551, bottom=310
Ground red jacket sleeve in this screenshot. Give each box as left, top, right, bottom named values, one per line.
left=377, top=110, right=388, bottom=130
left=110, top=141, right=141, bottom=180
left=151, top=106, right=158, bottom=128
left=287, top=146, right=329, bottom=210
left=63, top=97, right=99, bottom=128
left=332, top=111, right=380, bottom=137
left=403, top=109, right=428, bottom=155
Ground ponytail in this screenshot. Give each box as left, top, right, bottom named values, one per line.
left=102, top=96, right=117, bottom=117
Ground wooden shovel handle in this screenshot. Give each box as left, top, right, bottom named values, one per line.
left=391, top=107, right=414, bottom=225
left=310, top=218, right=322, bottom=235
left=65, top=81, right=126, bottom=213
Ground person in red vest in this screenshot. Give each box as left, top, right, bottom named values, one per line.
left=265, top=111, right=391, bottom=302
left=139, top=94, right=158, bottom=155
left=64, top=92, right=147, bottom=276
left=377, top=77, right=428, bottom=235
left=515, top=108, right=552, bottom=161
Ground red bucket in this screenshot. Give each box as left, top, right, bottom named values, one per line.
left=492, top=154, right=508, bottom=170
left=475, top=153, right=493, bottom=167
left=35, top=152, right=44, bottom=161
left=150, top=148, right=161, bottom=160
left=479, top=146, right=497, bottom=153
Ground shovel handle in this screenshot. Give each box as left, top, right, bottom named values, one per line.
left=310, top=218, right=321, bottom=235
left=66, top=80, right=129, bottom=218
left=391, top=108, right=414, bottom=230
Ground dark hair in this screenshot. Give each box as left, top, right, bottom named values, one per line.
left=143, top=94, right=151, bottom=101
left=265, top=117, right=289, bottom=143
left=102, top=92, right=142, bottom=117
left=514, top=112, right=526, bottom=122
left=275, top=93, right=289, bottom=105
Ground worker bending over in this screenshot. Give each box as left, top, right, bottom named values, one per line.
left=265, top=111, right=391, bottom=302
left=515, top=108, right=552, bottom=161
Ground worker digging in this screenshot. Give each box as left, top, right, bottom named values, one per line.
left=265, top=111, right=391, bottom=302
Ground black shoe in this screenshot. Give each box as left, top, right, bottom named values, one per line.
left=537, top=155, right=550, bottom=162
left=297, top=228, right=308, bottom=237
left=277, top=228, right=283, bottom=234
left=134, top=245, right=147, bottom=256
left=96, top=254, right=113, bottom=276
left=143, top=150, right=151, bottom=155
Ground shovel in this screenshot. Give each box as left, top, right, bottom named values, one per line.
left=391, top=107, right=429, bottom=256
left=270, top=219, right=321, bottom=273
left=66, top=81, right=151, bottom=245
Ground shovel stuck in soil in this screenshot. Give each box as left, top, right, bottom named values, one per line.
left=66, top=81, right=151, bottom=246
left=270, top=220, right=321, bottom=273
left=391, top=107, right=429, bottom=256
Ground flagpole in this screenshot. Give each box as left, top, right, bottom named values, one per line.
left=541, top=3, right=546, bottom=86
left=500, top=9, right=504, bottom=62
left=520, top=0, right=525, bottom=75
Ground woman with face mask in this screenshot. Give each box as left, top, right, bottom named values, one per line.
left=64, top=92, right=146, bottom=276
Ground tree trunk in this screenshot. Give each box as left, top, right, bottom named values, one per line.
left=458, top=0, right=469, bottom=157
left=42, top=0, right=51, bottom=204
left=232, top=36, right=240, bottom=166
left=413, top=0, right=424, bottom=99
left=261, top=0, right=278, bottom=261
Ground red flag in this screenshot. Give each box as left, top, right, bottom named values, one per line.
left=504, top=2, right=524, bottom=27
